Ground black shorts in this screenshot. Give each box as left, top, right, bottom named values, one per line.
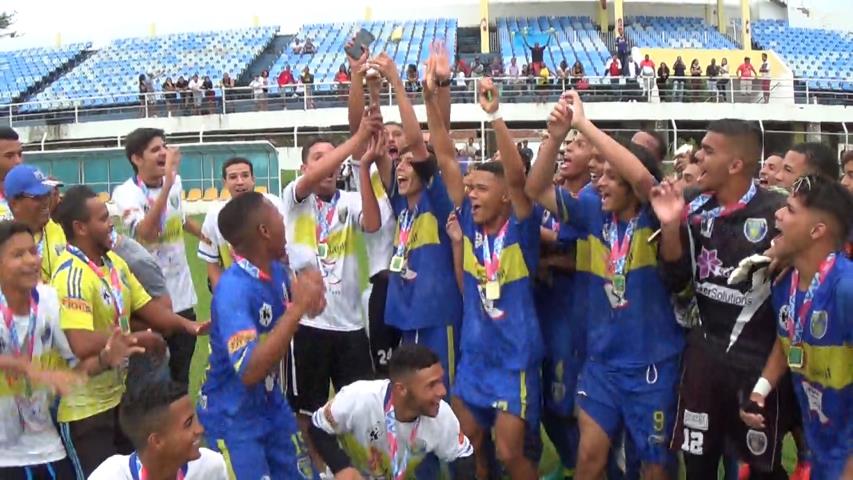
left=60, top=406, right=133, bottom=477
left=0, top=459, right=75, bottom=480
left=167, top=308, right=198, bottom=384
left=286, top=325, right=375, bottom=415
left=671, top=342, right=792, bottom=478
left=367, top=272, right=400, bottom=377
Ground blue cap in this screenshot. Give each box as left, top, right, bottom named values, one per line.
left=4, top=165, right=54, bottom=199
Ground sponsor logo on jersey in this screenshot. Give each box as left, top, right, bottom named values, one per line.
left=743, top=218, right=768, bottom=243
left=809, top=310, right=828, bottom=340
left=683, top=409, right=709, bottom=431
left=746, top=429, right=768, bottom=455
left=697, top=247, right=724, bottom=280
left=61, top=297, right=92, bottom=313
left=227, top=329, right=257, bottom=354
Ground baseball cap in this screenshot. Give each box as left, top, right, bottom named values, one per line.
left=4, top=165, right=53, bottom=199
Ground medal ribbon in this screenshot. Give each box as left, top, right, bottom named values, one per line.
left=685, top=182, right=757, bottom=224
left=0, top=289, right=39, bottom=383
left=394, top=206, right=418, bottom=259
left=384, top=385, right=420, bottom=480
left=314, top=192, right=340, bottom=247
left=787, top=252, right=836, bottom=345
left=129, top=452, right=188, bottom=480
left=134, top=176, right=167, bottom=231
left=66, top=245, right=124, bottom=327
left=605, top=214, right=638, bottom=277
left=481, top=220, right=509, bottom=283
left=233, top=254, right=272, bottom=282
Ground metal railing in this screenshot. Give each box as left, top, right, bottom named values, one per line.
left=2, top=74, right=851, bottom=127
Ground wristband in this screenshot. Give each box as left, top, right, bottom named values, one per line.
left=435, top=77, right=452, bottom=88
left=752, top=377, right=772, bottom=398
left=486, top=110, right=503, bottom=122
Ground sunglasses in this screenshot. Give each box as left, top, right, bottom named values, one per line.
left=791, top=174, right=818, bottom=194
left=17, top=193, right=51, bottom=201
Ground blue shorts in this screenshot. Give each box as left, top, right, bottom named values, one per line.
left=577, top=357, right=680, bottom=466
left=401, top=324, right=458, bottom=394
left=812, top=457, right=846, bottom=480
left=206, top=414, right=316, bottom=480
left=454, top=356, right=541, bottom=428
left=543, top=354, right=581, bottom=417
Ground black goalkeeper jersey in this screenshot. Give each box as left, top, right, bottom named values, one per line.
left=663, top=187, right=786, bottom=374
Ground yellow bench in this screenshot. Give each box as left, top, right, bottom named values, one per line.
left=254, top=185, right=268, bottom=194
left=185, top=188, right=203, bottom=202
left=98, top=191, right=111, bottom=203
left=219, top=189, right=231, bottom=201
left=202, top=187, right=219, bottom=201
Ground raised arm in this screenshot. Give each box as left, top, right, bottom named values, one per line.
left=563, top=91, right=656, bottom=201
left=478, top=78, right=532, bottom=220
left=649, top=180, right=686, bottom=263
left=358, top=132, right=384, bottom=233
left=446, top=212, right=465, bottom=293
left=135, top=148, right=180, bottom=243
left=295, top=108, right=383, bottom=201
left=525, top=99, right=572, bottom=214
left=370, top=53, right=429, bottom=162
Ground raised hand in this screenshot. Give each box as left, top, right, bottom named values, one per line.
left=478, top=77, right=500, bottom=114
left=103, top=327, right=146, bottom=367
left=432, top=40, right=451, bottom=81
left=356, top=106, right=384, bottom=141
left=368, top=53, right=399, bottom=82
left=561, top=90, right=586, bottom=127
left=363, top=130, right=386, bottom=166
left=445, top=211, right=463, bottom=244
left=649, top=180, right=686, bottom=226
left=546, top=98, right=573, bottom=141
left=292, top=269, right=327, bottom=318
left=345, top=38, right=369, bottom=71
left=165, top=147, right=181, bottom=186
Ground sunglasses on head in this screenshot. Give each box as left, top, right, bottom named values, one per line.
left=791, top=174, right=818, bottom=194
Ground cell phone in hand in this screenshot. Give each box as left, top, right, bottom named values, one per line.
left=345, top=28, right=376, bottom=60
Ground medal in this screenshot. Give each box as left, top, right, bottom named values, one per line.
left=389, top=255, right=404, bottom=273
left=314, top=193, right=339, bottom=260
left=65, top=246, right=127, bottom=332
left=604, top=214, right=637, bottom=309
left=485, top=280, right=501, bottom=301
left=612, top=274, right=626, bottom=296
left=317, top=243, right=329, bottom=259
left=787, top=345, right=804, bottom=368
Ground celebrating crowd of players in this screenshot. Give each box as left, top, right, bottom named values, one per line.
left=0, top=37, right=850, bottom=480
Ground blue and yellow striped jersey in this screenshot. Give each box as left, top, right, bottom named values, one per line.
left=554, top=186, right=685, bottom=368
left=386, top=173, right=462, bottom=331
left=771, top=255, right=852, bottom=467
left=458, top=199, right=543, bottom=369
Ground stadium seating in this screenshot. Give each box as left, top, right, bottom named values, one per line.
left=625, top=16, right=738, bottom=49
left=24, top=27, right=278, bottom=111
left=0, top=43, right=90, bottom=105
left=497, top=17, right=610, bottom=77
left=267, top=19, right=458, bottom=93
left=752, top=19, right=853, bottom=92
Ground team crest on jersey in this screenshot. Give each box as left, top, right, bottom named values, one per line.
left=474, top=231, right=484, bottom=248
left=809, top=310, right=828, bottom=339
left=264, top=373, right=275, bottom=392
left=297, top=457, right=314, bottom=479
left=100, top=286, right=112, bottom=304
left=743, top=218, right=768, bottom=243
left=259, top=303, right=273, bottom=327
left=746, top=429, right=768, bottom=455
left=778, top=304, right=790, bottom=330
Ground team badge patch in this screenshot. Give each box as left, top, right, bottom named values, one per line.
left=746, top=429, right=768, bottom=455
left=743, top=218, right=768, bottom=243
left=778, top=304, right=790, bottom=330
left=54, top=243, right=66, bottom=256
left=809, top=310, right=828, bottom=339
left=259, top=303, right=273, bottom=327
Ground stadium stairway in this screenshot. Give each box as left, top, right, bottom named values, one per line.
left=240, top=34, right=293, bottom=85
left=18, top=48, right=95, bottom=104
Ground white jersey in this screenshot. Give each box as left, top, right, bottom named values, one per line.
left=112, top=175, right=197, bottom=312
left=353, top=162, right=395, bottom=278
left=0, top=285, right=77, bottom=467
left=88, top=448, right=228, bottom=480
left=281, top=180, right=366, bottom=331
left=312, top=379, right=472, bottom=478
left=197, top=193, right=286, bottom=268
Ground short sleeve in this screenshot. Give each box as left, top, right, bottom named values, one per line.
left=86, top=455, right=128, bottom=480
left=211, top=290, right=260, bottom=378
left=433, top=402, right=474, bottom=462
left=311, top=382, right=363, bottom=435
left=112, top=184, right=145, bottom=236
left=52, top=264, right=96, bottom=331
left=198, top=209, right=221, bottom=264
left=553, top=185, right=599, bottom=232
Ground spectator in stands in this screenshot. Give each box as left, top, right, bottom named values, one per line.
left=656, top=61, right=670, bottom=101
left=335, top=64, right=350, bottom=93
left=737, top=56, right=757, bottom=100
left=175, top=76, right=189, bottom=112
left=463, top=137, right=478, bottom=159
left=162, top=77, right=177, bottom=116
left=615, top=32, right=629, bottom=70
left=706, top=58, right=720, bottom=101
left=555, top=60, right=569, bottom=88
left=220, top=72, right=235, bottom=94
left=689, top=58, right=702, bottom=101
left=455, top=55, right=471, bottom=77
left=300, top=66, right=315, bottom=108
left=188, top=73, right=203, bottom=114
left=292, top=37, right=303, bottom=54
left=718, top=57, right=730, bottom=102
left=841, top=150, right=853, bottom=193
left=303, top=37, right=316, bottom=55
left=490, top=57, right=503, bottom=78
left=759, top=52, right=771, bottom=103
left=605, top=53, right=622, bottom=85
left=277, top=64, right=295, bottom=103
left=624, top=54, right=639, bottom=78
left=538, top=63, right=551, bottom=88
left=521, top=140, right=534, bottom=163
left=249, top=75, right=265, bottom=111
left=672, top=55, right=686, bottom=102
left=571, top=60, right=585, bottom=89
left=405, top=64, right=420, bottom=93
left=202, top=75, right=215, bottom=113
left=471, top=56, right=485, bottom=77
left=138, top=74, right=150, bottom=110
left=639, top=54, right=655, bottom=97
left=454, top=68, right=468, bottom=90
left=522, top=33, right=551, bottom=75
left=506, top=57, right=520, bottom=83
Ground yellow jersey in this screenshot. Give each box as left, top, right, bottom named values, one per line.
left=36, top=220, right=66, bottom=283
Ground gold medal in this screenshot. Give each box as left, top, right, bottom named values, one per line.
left=485, top=280, right=501, bottom=300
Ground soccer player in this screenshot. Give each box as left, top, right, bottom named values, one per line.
left=436, top=77, right=542, bottom=479
left=112, top=127, right=202, bottom=384
left=528, top=91, right=684, bottom=479
left=90, top=380, right=228, bottom=479
left=740, top=175, right=853, bottom=479
left=774, top=142, right=839, bottom=190
left=650, top=119, right=790, bottom=478
left=759, top=153, right=784, bottom=188
left=0, top=126, right=23, bottom=221
left=197, top=156, right=285, bottom=289
left=198, top=191, right=325, bottom=479
left=309, top=344, right=475, bottom=479
left=0, top=220, right=143, bottom=480
left=631, top=129, right=668, bottom=165
left=280, top=108, right=382, bottom=473
left=52, top=186, right=206, bottom=477
left=841, top=150, right=853, bottom=193
left=4, top=165, right=66, bottom=282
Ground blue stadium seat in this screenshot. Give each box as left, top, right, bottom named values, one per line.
left=0, top=43, right=91, bottom=105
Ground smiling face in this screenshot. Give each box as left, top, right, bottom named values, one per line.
left=301, top=142, right=337, bottom=198
left=397, top=363, right=446, bottom=418
left=597, top=161, right=636, bottom=215
left=467, top=169, right=508, bottom=226
left=385, top=124, right=404, bottom=161
left=395, top=153, right=425, bottom=198
left=775, top=150, right=809, bottom=190
left=0, top=231, right=40, bottom=293
left=153, top=395, right=205, bottom=463
left=759, top=155, right=783, bottom=187
left=10, top=193, right=52, bottom=232
left=560, top=133, right=593, bottom=181
left=224, top=162, right=255, bottom=198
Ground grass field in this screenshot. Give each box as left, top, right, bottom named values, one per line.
left=178, top=218, right=797, bottom=479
